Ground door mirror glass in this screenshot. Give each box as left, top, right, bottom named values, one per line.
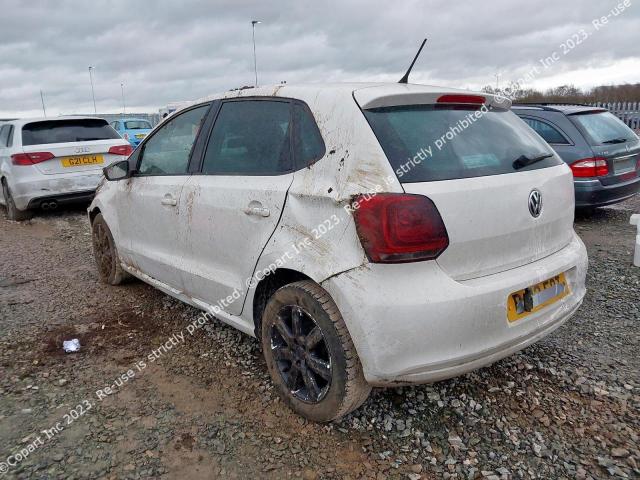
left=104, top=160, right=130, bottom=181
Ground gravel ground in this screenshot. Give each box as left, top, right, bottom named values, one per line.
left=0, top=196, right=639, bottom=479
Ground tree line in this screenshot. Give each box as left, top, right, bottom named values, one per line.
left=481, top=83, right=640, bottom=104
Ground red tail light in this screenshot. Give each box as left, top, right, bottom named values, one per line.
left=351, top=194, right=449, bottom=263
left=11, top=152, right=55, bottom=165
left=108, top=145, right=133, bottom=156
left=569, top=157, right=609, bottom=177
left=437, top=94, right=485, bottom=105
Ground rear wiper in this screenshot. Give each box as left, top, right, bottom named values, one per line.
left=513, top=153, right=553, bottom=170
left=602, top=137, right=627, bottom=144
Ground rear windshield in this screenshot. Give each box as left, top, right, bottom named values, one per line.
left=22, top=119, right=120, bottom=146
left=569, top=111, right=638, bottom=146
left=125, top=120, right=152, bottom=130
left=363, top=105, right=561, bottom=182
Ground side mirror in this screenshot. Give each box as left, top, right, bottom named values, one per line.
left=103, top=160, right=131, bottom=181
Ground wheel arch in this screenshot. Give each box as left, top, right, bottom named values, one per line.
left=251, top=268, right=312, bottom=337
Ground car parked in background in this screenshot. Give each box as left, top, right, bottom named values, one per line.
left=0, top=116, right=132, bottom=220
left=513, top=104, right=640, bottom=209
left=110, top=118, right=153, bottom=147
left=89, top=84, right=587, bottom=421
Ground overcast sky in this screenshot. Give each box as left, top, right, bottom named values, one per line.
left=1, top=0, right=638, bottom=117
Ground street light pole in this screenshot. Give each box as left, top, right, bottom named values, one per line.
left=121, top=82, right=126, bottom=116
left=88, top=66, right=97, bottom=114
left=251, top=20, right=261, bottom=87
left=40, top=90, right=47, bottom=117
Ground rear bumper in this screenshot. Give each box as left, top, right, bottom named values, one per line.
left=27, top=190, right=95, bottom=209
left=10, top=169, right=103, bottom=210
left=321, top=233, right=588, bottom=386
left=574, top=176, right=640, bottom=208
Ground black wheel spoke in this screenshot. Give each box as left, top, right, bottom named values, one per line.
left=291, top=307, right=303, bottom=337
left=301, top=365, right=321, bottom=400
left=286, top=364, right=300, bottom=390
left=272, top=345, right=293, bottom=362
left=305, top=326, right=323, bottom=349
left=274, top=315, right=294, bottom=346
left=306, top=354, right=331, bottom=381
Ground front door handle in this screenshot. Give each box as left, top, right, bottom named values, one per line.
left=161, top=194, right=177, bottom=206
left=244, top=206, right=270, bottom=217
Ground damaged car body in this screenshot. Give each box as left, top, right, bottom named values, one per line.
left=89, top=83, right=588, bottom=421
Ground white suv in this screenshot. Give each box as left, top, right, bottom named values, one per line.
left=89, top=83, right=588, bottom=421
left=0, top=116, right=132, bottom=220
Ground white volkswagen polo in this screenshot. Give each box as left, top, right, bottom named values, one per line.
left=0, top=116, right=132, bottom=220
left=89, top=83, right=588, bottom=421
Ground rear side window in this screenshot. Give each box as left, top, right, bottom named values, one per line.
left=364, top=106, right=561, bottom=182
left=522, top=117, right=570, bottom=145
left=202, top=100, right=292, bottom=175
left=125, top=120, right=152, bottom=130
left=0, top=125, right=10, bottom=146
left=293, top=103, right=325, bottom=167
left=22, top=119, right=120, bottom=146
left=570, top=111, right=638, bottom=145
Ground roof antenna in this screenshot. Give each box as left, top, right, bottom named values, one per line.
left=399, top=38, right=427, bottom=84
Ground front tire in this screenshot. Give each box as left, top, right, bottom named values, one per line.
left=261, top=280, right=371, bottom=422
left=2, top=180, right=33, bottom=221
left=91, top=213, right=128, bottom=285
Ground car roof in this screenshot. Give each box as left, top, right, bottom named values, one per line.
left=182, top=82, right=510, bottom=114
left=512, top=103, right=607, bottom=115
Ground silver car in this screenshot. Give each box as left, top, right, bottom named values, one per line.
left=0, top=116, right=132, bottom=220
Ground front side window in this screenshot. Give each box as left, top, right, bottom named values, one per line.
left=137, top=104, right=209, bottom=175
left=522, top=117, right=570, bottom=145
left=21, top=119, right=120, bottom=146
left=364, top=105, right=561, bottom=182
left=201, top=100, right=291, bottom=175
left=570, top=111, right=638, bottom=145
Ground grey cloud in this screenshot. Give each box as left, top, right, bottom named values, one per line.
left=1, top=0, right=638, bottom=117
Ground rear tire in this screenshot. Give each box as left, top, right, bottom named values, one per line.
left=2, top=180, right=33, bottom=221
left=91, top=213, right=128, bottom=285
left=261, top=280, right=371, bottom=422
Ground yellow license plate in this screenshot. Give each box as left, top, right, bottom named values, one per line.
left=134, top=133, right=146, bottom=139
left=61, top=155, right=104, bottom=167
left=507, top=273, right=570, bottom=322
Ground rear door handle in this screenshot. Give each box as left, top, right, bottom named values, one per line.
left=161, top=194, right=177, bottom=206
left=244, top=206, right=270, bottom=217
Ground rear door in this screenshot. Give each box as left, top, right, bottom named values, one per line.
left=115, top=104, right=211, bottom=290
left=20, top=119, right=127, bottom=174
left=177, top=98, right=294, bottom=315
left=360, top=95, right=574, bottom=281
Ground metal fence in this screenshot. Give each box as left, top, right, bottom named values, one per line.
left=590, top=101, right=640, bottom=130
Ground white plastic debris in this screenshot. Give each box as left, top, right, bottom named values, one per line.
left=63, top=339, right=81, bottom=353
left=631, top=214, right=640, bottom=267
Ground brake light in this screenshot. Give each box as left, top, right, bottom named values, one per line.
left=351, top=193, right=449, bottom=263
left=437, top=94, right=485, bottom=105
left=108, top=145, right=133, bottom=156
left=11, top=152, right=55, bottom=165
left=569, top=157, right=609, bottom=177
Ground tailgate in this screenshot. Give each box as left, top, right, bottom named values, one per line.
left=404, top=166, right=575, bottom=280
